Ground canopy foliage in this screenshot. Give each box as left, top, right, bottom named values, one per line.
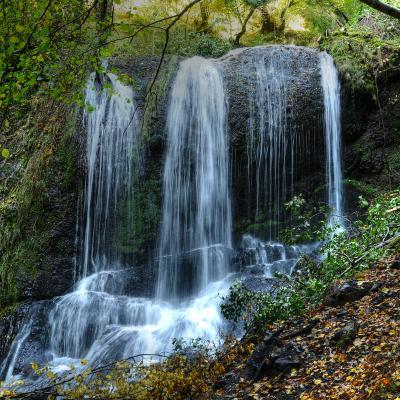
left=0, top=0, right=399, bottom=129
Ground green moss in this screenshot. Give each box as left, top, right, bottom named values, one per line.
left=113, top=177, right=161, bottom=260
left=321, top=29, right=400, bottom=95
left=142, top=57, right=179, bottom=141
left=0, top=302, right=20, bottom=319
left=234, top=209, right=286, bottom=237
left=343, top=179, right=378, bottom=196
left=387, top=148, right=400, bottom=171
left=58, top=108, right=79, bottom=188
left=0, top=99, right=78, bottom=306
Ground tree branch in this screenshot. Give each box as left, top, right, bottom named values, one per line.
left=20, top=0, right=53, bottom=53
left=234, top=7, right=256, bottom=46
left=359, top=0, right=400, bottom=19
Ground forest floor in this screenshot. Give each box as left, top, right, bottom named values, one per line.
left=221, top=255, right=400, bottom=400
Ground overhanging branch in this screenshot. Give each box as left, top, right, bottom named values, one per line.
left=359, top=0, right=400, bottom=19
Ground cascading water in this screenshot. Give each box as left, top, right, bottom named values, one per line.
left=2, top=58, right=234, bottom=383
left=244, top=47, right=320, bottom=238
left=248, top=50, right=288, bottom=231
left=2, top=47, right=346, bottom=386
left=241, top=235, right=307, bottom=278
left=320, top=52, right=344, bottom=228
left=80, top=72, right=139, bottom=278
left=157, top=57, right=232, bottom=302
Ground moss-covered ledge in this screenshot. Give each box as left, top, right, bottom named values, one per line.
left=0, top=97, right=82, bottom=307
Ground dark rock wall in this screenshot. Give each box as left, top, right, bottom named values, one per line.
left=0, top=102, right=83, bottom=306
left=222, top=46, right=325, bottom=238
left=343, top=77, right=400, bottom=191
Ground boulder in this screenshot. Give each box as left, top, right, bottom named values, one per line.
left=323, top=280, right=374, bottom=307
left=241, top=332, right=302, bottom=381
left=331, top=320, right=359, bottom=348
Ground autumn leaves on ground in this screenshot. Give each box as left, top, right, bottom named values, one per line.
left=220, top=256, right=400, bottom=400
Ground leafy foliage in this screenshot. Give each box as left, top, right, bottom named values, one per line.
left=0, top=0, right=108, bottom=128
left=222, top=190, right=400, bottom=332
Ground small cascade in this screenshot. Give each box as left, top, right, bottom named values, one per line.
left=80, top=72, right=140, bottom=278
left=157, top=57, right=232, bottom=302
left=241, top=47, right=320, bottom=239
left=0, top=318, right=33, bottom=383
left=320, top=52, right=344, bottom=228
left=248, top=50, right=289, bottom=231
left=240, top=234, right=302, bottom=277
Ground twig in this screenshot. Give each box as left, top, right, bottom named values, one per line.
left=10, top=353, right=169, bottom=399
left=338, top=234, right=400, bottom=278
left=280, top=319, right=319, bottom=340
left=20, top=0, right=53, bottom=53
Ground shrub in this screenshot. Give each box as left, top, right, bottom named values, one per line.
left=222, top=190, right=400, bottom=332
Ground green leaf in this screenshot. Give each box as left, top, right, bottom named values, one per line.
left=1, top=148, right=10, bottom=159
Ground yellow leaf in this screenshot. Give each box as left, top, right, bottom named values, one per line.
left=314, top=379, right=323, bottom=385
left=81, top=358, right=88, bottom=365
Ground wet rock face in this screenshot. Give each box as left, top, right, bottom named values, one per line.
left=0, top=306, right=27, bottom=362
left=19, top=189, right=78, bottom=301
left=220, top=46, right=326, bottom=232
left=0, top=301, right=52, bottom=378
left=343, top=79, right=400, bottom=189
left=2, top=109, right=83, bottom=305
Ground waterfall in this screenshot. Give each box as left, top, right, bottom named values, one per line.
left=320, top=52, right=344, bottom=228
left=244, top=47, right=318, bottom=239
left=2, top=47, right=346, bottom=386
left=80, top=73, right=139, bottom=278
left=47, top=73, right=143, bottom=361
left=157, top=57, right=232, bottom=302
left=248, top=50, right=288, bottom=230
left=3, top=60, right=233, bottom=383
left=3, top=73, right=142, bottom=382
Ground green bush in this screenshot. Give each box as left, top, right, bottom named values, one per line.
left=222, top=190, right=400, bottom=332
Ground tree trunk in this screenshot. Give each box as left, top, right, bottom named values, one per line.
left=358, top=0, right=400, bottom=19
left=234, top=7, right=256, bottom=46
left=198, top=1, right=211, bottom=33
left=279, top=0, right=297, bottom=31
left=97, top=0, right=112, bottom=22
left=260, top=8, right=279, bottom=33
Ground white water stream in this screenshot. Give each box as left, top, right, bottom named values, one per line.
left=2, top=49, right=345, bottom=385
left=321, top=52, right=344, bottom=228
